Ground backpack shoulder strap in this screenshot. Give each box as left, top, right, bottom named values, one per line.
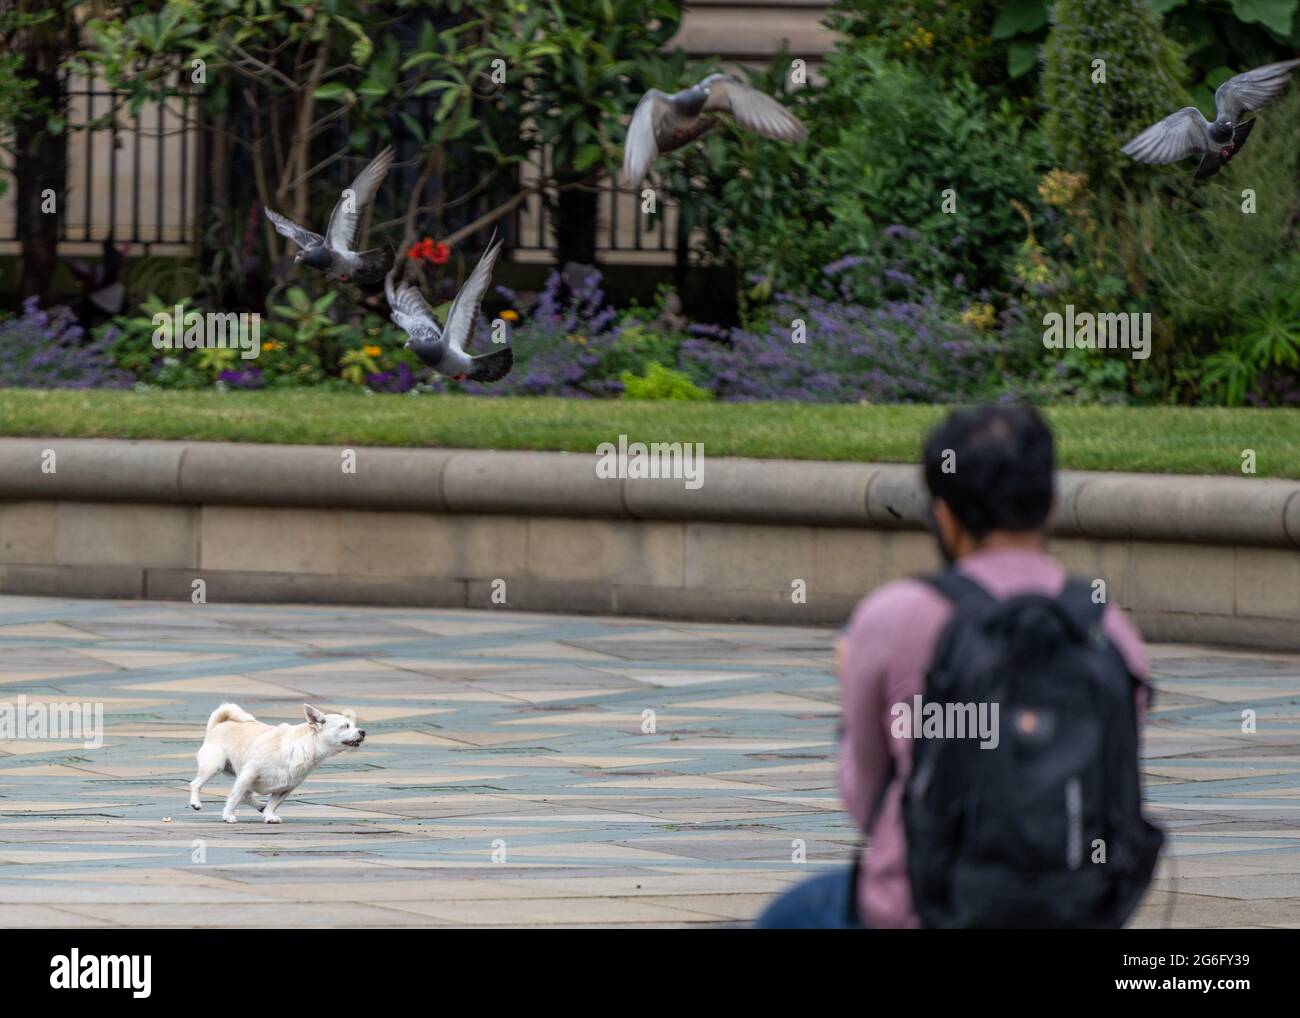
left=1057, top=574, right=1154, bottom=698
left=921, top=568, right=996, bottom=614
left=1057, top=575, right=1104, bottom=634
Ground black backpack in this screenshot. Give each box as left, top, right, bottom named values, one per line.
left=901, top=569, right=1164, bottom=928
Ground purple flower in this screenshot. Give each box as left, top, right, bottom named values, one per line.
left=679, top=290, right=1010, bottom=404
left=823, top=255, right=871, bottom=277
left=218, top=367, right=266, bottom=390
left=366, top=362, right=415, bottom=394
left=0, top=300, right=133, bottom=389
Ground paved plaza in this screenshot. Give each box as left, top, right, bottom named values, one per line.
left=0, top=594, right=1297, bottom=927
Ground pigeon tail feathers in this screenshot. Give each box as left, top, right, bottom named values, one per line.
left=1232, top=118, right=1256, bottom=154
left=1194, top=149, right=1223, bottom=182
left=351, top=248, right=395, bottom=284
left=466, top=346, right=513, bottom=383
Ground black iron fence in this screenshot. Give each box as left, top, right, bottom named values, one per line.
left=1, top=77, right=683, bottom=262
left=0, top=79, right=196, bottom=251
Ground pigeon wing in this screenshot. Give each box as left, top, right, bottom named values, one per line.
left=620, top=89, right=671, bottom=188
left=1215, top=59, right=1300, bottom=122
left=265, top=208, right=324, bottom=250
left=326, top=146, right=395, bottom=254
left=1121, top=107, right=1209, bottom=164
left=384, top=270, right=442, bottom=346
left=701, top=74, right=808, bottom=142
left=442, top=233, right=504, bottom=356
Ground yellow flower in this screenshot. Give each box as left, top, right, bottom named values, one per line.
left=500, top=309, right=519, bottom=322
left=262, top=341, right=280, bottom=352
left=960, top=302, right=997, bottom=333
left=1038, top=168, right=1089, bottom=209
left=364, top=345, right=382, bottom=357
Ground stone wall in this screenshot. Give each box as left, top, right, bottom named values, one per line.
left=1, top=439, right=1298, bottom=649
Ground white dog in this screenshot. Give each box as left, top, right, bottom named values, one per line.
left=189, top=703, right=365, bottom=823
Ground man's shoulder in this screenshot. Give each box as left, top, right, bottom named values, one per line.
left=845, top=575, right=952, bottom=641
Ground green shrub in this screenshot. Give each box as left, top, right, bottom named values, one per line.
left=693, top=45, right=1048, bottom=307
left=1198, top=287, right=1300, bottom=406
left=620, top=361, right=713, bottom=400
left=828, top=0, right=1033, bottom=98
left=1131, top=89, right=1300, bottom=403
left=1040, top=0, right=1189, bottom=200
left=101, top=288, right=412, bottom=390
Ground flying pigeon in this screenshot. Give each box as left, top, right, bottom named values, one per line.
left=266, top=146, right=395, bottom=282
left=1122, top=59, right=1300, bottom=182
left=620, top=73, right=807, bottom=189
left=384, top=233, right=513, bottom=384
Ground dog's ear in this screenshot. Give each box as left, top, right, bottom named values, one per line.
left=343, top=709, right=356, bottom=723
left=304, top=704, right=327, bottom=727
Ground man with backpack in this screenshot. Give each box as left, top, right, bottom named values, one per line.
left=756, top=405, right=1162, bottom=928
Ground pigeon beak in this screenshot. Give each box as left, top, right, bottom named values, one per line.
left=293, top=251, right=303, bottom=264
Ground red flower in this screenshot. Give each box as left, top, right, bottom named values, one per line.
left=406, top=237, right=453, bottom=267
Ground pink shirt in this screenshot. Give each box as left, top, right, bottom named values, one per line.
left=837, top=547, right=1148, bottom=929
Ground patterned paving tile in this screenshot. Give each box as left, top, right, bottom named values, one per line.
left=0, top=594, right=1297, bottom=927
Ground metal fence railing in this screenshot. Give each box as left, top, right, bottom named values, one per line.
left=0, top=77, right=685, bottom=264
left=0, top=76, right=197, bottom=252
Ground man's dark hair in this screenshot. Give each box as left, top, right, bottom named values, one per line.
left=922, top=405, right=1055, bottom=540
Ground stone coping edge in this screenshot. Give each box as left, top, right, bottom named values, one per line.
left=0, top=438, right=1296, bottom=548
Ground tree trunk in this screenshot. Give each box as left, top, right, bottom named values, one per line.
left=674, top=200, right=690, bottom=295
left=553, top=172, right=598, bottom=266
left=15, top=52, right=67, bottom=304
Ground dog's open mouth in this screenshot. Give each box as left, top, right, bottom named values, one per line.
left=342, top=736, right=364, bottom=747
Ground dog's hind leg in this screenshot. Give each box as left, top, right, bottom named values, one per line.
left=222, top=769, right=255, bottom=824
left=241, top=788, right=265, bottom=812
left=189, top=744, right=225, bottom=811
left=262, top=791, right=289, bottom=825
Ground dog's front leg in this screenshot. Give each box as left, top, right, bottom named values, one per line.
left=222, top=770, right=255, bottom=823
left=262, top=791, right=288, bottom=825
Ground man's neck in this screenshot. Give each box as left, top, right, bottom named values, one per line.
left=961, top=530, right=1045, bottom=559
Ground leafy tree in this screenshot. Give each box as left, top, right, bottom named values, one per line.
left=78, top=2, right=412, bottom=271
left=76, top=0, right=683, bottom=281
left=1040, top=0, right=1189, bottom=198
left=522, top=0, right=680, bottom=264
left=0, top=1, right=80, bottom=303
left=989, top=0, right=1300, bottom=97
left=830, top=0, right=1037, bottom=101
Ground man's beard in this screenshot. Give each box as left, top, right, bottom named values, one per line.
left=928, top=508, right=956, bottom=566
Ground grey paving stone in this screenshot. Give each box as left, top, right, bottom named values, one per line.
left=1, top=593, right=1297, bottom=928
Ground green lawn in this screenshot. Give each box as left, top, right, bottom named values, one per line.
left=0, top=389, right=1295, bottom=476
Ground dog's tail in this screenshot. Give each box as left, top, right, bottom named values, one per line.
left=206, top=703, right=256, bottom=732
